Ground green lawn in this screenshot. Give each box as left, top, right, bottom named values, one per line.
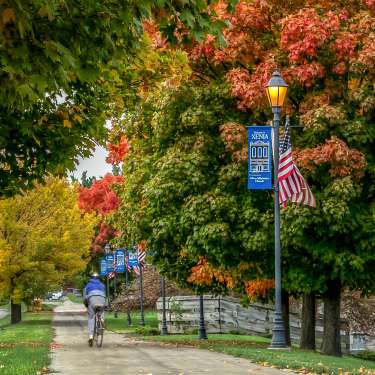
left=0, top=313, right=53, bottom=375
left=105, top=311, right=159, bottom=335
left=66, top=293, right=83, bottom=304
left=142, top=334, right=375, bottom=375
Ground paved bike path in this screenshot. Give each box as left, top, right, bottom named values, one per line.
left=51, top=301, right=295, bottom=375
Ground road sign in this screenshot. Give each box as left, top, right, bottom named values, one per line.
left=106, top=253, right=114, bottom=273
left=247, top=126, right=273, bottom=190
left=100, top=258, right=107, bottom=276
left=115, top=249, right=125, bottom=273
left=128, top=249, right=139, bottom=267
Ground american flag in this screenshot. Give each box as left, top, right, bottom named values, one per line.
left=107, top=255, right=116, bottom=279
left=277, top=117, right=316, bottom=208
left=133, top=249, right=146, bottom=276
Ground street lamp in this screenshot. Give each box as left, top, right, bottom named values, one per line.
left=161, top=277, right=168, bottom=335
left=198, top=295, right=208, bottom=340
left=104, top=243, right=111, bottom=309
left=266, top=70, right=288, bottom=349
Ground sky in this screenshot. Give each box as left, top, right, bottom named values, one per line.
left=72, top=145, right=112, bottom=180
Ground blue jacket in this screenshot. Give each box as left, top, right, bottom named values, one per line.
left=84, top=278, right=106, bottom=300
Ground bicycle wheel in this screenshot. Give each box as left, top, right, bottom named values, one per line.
left=94, top=313, right=104, bottom=347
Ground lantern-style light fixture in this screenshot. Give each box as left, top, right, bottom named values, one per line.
left=104, top=243, right=111, bottom=254
left=265, top=70, right=288, bottom=108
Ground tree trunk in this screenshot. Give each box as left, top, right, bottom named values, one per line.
left=322, top=280, right=342, bottom=356
left=11, top=300, right=22, bottom=324
left=300, top=292, right=316, bottom=350
left=282, top=290, right=291, bottom=346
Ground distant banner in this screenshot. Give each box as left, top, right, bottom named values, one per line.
left=128, top=248, right=139, bottom=267
left=100, top=257, right=107, bottom=276
left=106, top=253, right=114, bottom=273
left=247, top=126, right=273, bottom=190
left=115, top=249, right=125, bottom=273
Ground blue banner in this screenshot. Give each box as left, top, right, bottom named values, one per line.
left=106, top=253, right=114, bottom=273
left=100, top=257, right=107, bottom=276
left=128, top=249, right=138, bottom=267
left=247, top=126, right=273, bottom=190
left=115, top=249, right=125, bottom=273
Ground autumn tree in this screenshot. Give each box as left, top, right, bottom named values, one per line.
left=78, top=173, right=123, bottom=256
left=0, top=177, right=96, bottom=323
left=182, top=0, right=375, bottom=356
left=110, top=82, right=276, bottom=301
left=0, top=0, right=230, bottom=195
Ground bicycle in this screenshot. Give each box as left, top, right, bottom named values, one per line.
left=93, top=305, right=105, bottom=347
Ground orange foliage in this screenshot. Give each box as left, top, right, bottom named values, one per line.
left=219, top=122, right=247, bottom=162
left=78, top=173, right=124, bottom=215
left=245, top=279, right=275, bottom=301
left=138, top=240, right=147, bottom=252
left=188, top=257, right=234, bottom=289
left=294, top=137, right=367, bottom=179
left=143, top=20, right=168, bottom=50
left=106, top=136, right=130, bottom=165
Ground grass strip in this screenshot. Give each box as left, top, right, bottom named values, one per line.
left=105, top=311, right=158, bottom=334
left=142, top=334, right=375, bottom=375
left=0, top=313, right=53, bottom=375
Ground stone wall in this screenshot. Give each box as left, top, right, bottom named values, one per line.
left=156, top=295, right=374, bottom=352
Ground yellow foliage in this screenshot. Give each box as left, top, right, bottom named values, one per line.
left=0, top=176, right=97, bottom=304
left=63, top=119, right=72, bottom=128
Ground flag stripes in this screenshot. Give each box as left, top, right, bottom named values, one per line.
left=133, top=250, right=146, bottom=276
left=277, top=117, right=316, bottom=208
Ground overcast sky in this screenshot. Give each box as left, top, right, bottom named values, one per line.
left=72, top=145, right=112, bottom=180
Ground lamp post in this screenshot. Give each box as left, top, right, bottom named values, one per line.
left=114, top=257, right=118, bottom=318
left=161, top=277, right=168, bottom=335
left=139, top=263, right=145, bottom=327
left=198, top=294, right=208, bottom=340
left=265, top=70, right=288, bottom=349
left=104, top=243, right=111, bottom=309
left=125, top=249, right=132, bottom=326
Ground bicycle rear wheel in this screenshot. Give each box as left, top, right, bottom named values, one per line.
left=94, top=313, right=104, bottom=347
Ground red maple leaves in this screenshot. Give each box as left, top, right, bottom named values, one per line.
left=78, top=173, right=123, bottom=215
left=295, top=137, right=366, bottom=179
left=78, top=174, right=124, bottom=252
left=106, top=136, right=130, bottom=166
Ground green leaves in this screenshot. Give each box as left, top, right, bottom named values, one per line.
left=1, top=0, right=225, bottom=195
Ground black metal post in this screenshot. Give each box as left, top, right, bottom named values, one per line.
left=106, top=276, right=110, bottom=309
left=198, top=294, right=208, bottom=340
left=125, top=263, right=132, bottom=326
left=270, top=106, right=287, bottom=349
left=114, top=272, right=118, bottom=318
left=139, top=265, right=145, bottom=327
left=125, top=252, right=132, bottom=326
left=161, top=277, right=168, bottom=335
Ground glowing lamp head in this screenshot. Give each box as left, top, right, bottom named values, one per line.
left=265, top=70, right=288, bottom=108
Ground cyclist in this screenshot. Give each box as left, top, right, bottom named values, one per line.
left=83, top=272, right=106, bottom=346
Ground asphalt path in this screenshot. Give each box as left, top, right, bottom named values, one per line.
left=51, top=301, right=295, bottom=375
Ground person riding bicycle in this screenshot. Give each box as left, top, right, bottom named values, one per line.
left=83, top=272, right=106, bottom=346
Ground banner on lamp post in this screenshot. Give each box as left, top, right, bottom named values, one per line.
left=247, top=126, right=273, bottom=190
left=106, top=253, right=114, bottom=274
left=115, top=249, right=125, bottom=273
left=128, top=248, right=139, bottom=268
left=100, top=257, right=107, bottom=277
